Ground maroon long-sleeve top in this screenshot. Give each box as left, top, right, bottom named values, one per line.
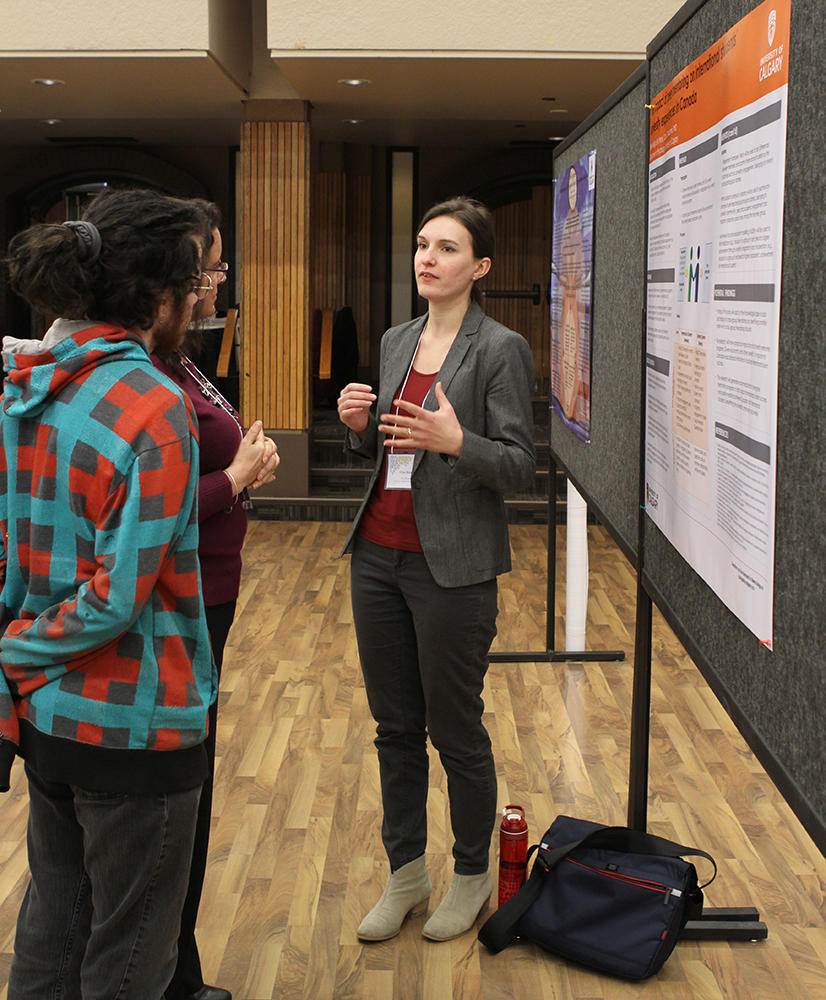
left=152, top=354, right=247, bottom=606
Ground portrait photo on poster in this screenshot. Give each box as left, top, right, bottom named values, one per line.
left=550, top=149, right=595, bottom=443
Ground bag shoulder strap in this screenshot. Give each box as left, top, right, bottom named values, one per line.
left=477, top=845, right=546, bottom=953
left=478, top=824, right=717, bottom=954
left=549, top=826, right=717, bottom=887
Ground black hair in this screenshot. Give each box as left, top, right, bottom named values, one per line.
left=190, top=198, right=222, bottom=237
left=417, top=196, right=495, bottom=305
left=160, top=198, right=225, bottom=367
left=6, top=188, right=213, bottom=331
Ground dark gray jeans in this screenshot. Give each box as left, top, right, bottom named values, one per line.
left=350, top=536, right=498, bottom=875
left=166, top=598, right=237, bottom=1000
left=9, top=763, right=200, bottom=1000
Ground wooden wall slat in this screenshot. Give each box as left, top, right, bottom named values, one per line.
left=298, top=124, right=311, bottom=429
left=285, top=128, right=291, bottom=427
left=240, top=118, right=310, bottom=430
left=260, top=121, right=268, bottom=423
left=292, top=125, right=303, bottom=427
left=273, top=123, right=281, bottom=426
left=274, top=123, right=283, bottom=427
left=241, top=122, right=249, bottom=417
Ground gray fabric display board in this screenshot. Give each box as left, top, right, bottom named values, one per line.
left=492, top=72, right=646, bottom=668
left=548, top=0, right=824, bottom=856
left=644, top=0, right=825, bottom=853
left=550, top=66, right=648, bottom=567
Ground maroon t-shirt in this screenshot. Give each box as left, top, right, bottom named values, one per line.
left=358, top=368, right=437, bottom=552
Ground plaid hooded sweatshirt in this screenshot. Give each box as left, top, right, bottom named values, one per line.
left=0, top=319, right=216, bottom=794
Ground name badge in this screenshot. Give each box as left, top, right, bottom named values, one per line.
left=385, top=452, right=414, bottom=490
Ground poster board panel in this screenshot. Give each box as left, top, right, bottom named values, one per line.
left=551, top=73, right=648, bottom=562
left=645, top=0, right=790, bottom=648
left=645, top=0, right=826, bottom=851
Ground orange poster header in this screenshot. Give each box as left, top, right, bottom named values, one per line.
left=649, top=0, right=791, bottom=163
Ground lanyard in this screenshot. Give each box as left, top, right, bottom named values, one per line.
left=389, top=330, right=434, bottom=454
left=180, top=356, right=243, bottom=441
left=181, top=356, right=253, bottom=510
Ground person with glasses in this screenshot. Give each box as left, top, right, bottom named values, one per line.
left=152, top=202, right=278, bottom=1000
left=192, top=271, right=214, bottom=299
left=205, top=260, right=229, bottom=284
left=1, top=189, right=215, bottom=999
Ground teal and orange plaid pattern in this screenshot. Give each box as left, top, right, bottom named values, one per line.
left=0, top=322, right=215, bottom=790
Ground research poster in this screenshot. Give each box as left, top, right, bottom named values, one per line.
left=550, top=150, right=595, bottom=443
left=645, top=0, right=790, bottom=648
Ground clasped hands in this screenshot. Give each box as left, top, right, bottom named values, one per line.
left=337, top=381, right=463, bottom=458
left=227, top=419, right=279, bottom=493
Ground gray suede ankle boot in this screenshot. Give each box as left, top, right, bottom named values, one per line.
left=357, top=855, right=432, bottom=941
left=421, top=870, right=493, bottom=941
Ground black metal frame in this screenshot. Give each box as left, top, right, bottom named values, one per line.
left=497, top=8, right=769, bottom=943
left=628, top=15, right=765, bottom=940
left=488, top=466, right=626, bottom=666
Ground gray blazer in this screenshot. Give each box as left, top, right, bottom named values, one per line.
left=342, top=301, right=536, bottom=588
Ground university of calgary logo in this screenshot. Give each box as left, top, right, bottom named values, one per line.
left=768, top=9, right=777, bottom=47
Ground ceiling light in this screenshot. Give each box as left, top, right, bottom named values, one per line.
left=338, top=78, right=370, bottom=86
left=33, top=78, right=65, bottom=87
left=41, top=118, right=62, bottom=125
left=547, top=109, right=569, bottom=115
left=343, top=118, right=363, bottom=125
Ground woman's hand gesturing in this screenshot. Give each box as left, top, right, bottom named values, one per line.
left=377, top=382, right=463, bottom=457
left=338, top=382, right=376, bottom=436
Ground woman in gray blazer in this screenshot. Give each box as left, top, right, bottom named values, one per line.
left=338, top=197, right=536, bottom=943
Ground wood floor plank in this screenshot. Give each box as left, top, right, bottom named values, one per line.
left=0, top=521, right=824, bottom=998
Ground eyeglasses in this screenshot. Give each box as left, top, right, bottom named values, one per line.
left=190, top=271, right=213, bottom=300
left=203, top=261, right=229, bottom=284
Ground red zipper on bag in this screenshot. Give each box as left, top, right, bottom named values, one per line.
left=565, top=858, right=683, bottom=901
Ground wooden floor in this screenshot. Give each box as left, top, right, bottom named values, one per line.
left=1, top=521, right=825, bottom=999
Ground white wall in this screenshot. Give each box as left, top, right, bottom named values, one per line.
left=267, top=0, right=686, bottom=57
left=0, top=0, right=210, bottom=52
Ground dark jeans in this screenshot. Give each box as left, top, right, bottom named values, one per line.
left=9, top=764, right=200, bottom=1000
left=165, top=599, right=236, bottom=1000
left=350, top=536, right=498, bottom=875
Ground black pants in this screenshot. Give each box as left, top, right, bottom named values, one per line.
left=350, top=537, right=498, bottom=875
left=165, top=599, right=236, bottom=1000
left=10, top=766, right=199, bottom=1000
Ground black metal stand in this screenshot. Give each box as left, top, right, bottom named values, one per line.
left=626, top=585, right=767, bottom=942
left=489, top=455, right=625, bottom=665
left=683, top=908, right=767, bottom=941
left=482, top=284, right=543, bottom=305
left=624, top=95, right=765, bottom=942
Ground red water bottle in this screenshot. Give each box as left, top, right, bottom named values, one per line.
left=498, top=804, right=528, bottom=906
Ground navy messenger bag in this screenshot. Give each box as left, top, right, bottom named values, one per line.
left=479, top=814, right=716, bottom=980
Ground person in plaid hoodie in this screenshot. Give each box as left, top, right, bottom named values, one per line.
left=0, top=189, right=217, bottom=1000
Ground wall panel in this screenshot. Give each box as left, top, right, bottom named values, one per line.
left=240, top=116, right=310, bottom=430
